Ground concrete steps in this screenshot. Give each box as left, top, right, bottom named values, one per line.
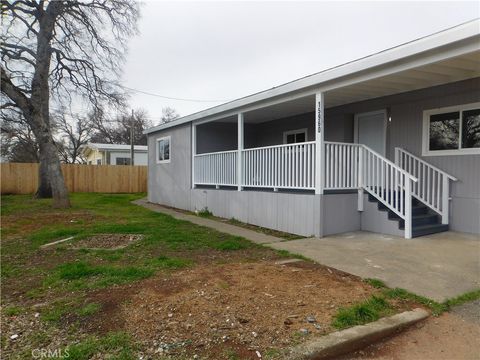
left=368, top=193, right=448, bottom=238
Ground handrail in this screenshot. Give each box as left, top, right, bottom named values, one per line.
left=363, top=144, right=418, bottom=183
left=242, top=141, right=315, bottom=152
left=195, top=149, right=238, bottom=157
left=324, top=141, right=362, bottom=146
left=395, top=147, right=457, bottom=181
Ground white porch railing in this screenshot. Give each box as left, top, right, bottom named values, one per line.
left=192, top=141, right=426, bottom=238
left=242, top=142, right=315, bottom=190
left=194, top=150, right=237, bottom=186
left=324, top=142, right=362, bottom=190
left=395, top=147, right=457, bottom=224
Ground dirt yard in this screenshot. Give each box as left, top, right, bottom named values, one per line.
left=1, top=194, right=418, bottom=359
left=121, top=261, right=373, bottom=358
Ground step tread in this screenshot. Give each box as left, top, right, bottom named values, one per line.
left=412, top=224, right=449, bottom=237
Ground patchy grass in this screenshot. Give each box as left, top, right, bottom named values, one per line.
left=227, top=218, right=303, bottom=241
left=363, top=278, right=480, bottom=316
left=196, top=207, right=213, bottom=218
left=76, top=302, right=102, bottom=317
left=3, top=305, right=24, bottom=316
left=66, top=332, right=136, bottom=360
left=444, top=289, right=480, bottom=309
left=275, top=249, right=311, bottom=261
left=364, top=278, right=387, bottom=289
left=332, top=295, right=392, bottom=329
left=1, top=193, right=281, bottom=358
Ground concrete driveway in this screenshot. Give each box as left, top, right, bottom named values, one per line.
left=269, top=231, right=480, bottom=302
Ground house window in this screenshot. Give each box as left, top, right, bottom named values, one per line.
left=283, top=129, right=308, bottom=144
left=96, top=159, right=102, bottom=165
left=423, top=102, right=480, bottom=156
left=156, top=136, right=171, bottom=163
left=115, top=157, right=131, bottom=165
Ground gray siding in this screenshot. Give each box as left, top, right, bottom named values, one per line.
left=191, top=189, right=321, bottom=237
left=148, top=123, right=192, bottom=210
left=322, top=194, right=361, bottom=236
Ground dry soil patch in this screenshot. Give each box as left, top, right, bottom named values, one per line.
left=71, top=234, right=144, bottom=250
left=117, top=261, right=377, bottom=359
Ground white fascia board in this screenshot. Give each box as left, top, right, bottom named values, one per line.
left=144, top=19, right=480, bottom=135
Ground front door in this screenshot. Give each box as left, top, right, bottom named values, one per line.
left=354, top=110, right=387, bottom=156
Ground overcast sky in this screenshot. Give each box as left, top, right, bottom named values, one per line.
left=120, top=1, right=479, bottom=124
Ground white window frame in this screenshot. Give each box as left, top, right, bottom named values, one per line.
left=156, top=136, right=171, bottom=164
left=422, top=102, right=480, bottom=156
left=283, top=128, right=308, bottom=144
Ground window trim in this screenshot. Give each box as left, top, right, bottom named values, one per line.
left=422, top=102, right=480, bottom=156
left=283, top=128, right=308, bottom=144
left=156, top=136, right=171, bottom=164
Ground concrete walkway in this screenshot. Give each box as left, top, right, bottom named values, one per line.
left=269, top=231, right=480, bottom=302
left=134, top=199, right=479, bottom=302
left=133, top=199, right=284, bottom=244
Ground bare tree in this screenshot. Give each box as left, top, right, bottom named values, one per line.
left=54, top=112, right=92, bottom=164
left=160, top=106, right=180, bottom=124
left=1, top=1, right=139, bottom=207
left=1, top=112, right=39, bottom=163
left=90, top=108, right=152, bottom=145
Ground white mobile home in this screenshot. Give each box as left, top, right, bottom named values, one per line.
left=82, top=143, right=148, bottom=166
left=145, top=21, right=480, bottom=239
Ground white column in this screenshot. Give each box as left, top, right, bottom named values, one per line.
left=191, top=123, right=196, bottom=189
left=404, top=178, right=412, bottom=239
left=237, top=113, right=244, bottom=191
left=357, top=146, right=364, bottom=211
left=315, top=92, right=324, bottom=195
left=441, top=175, right=449, bottom=224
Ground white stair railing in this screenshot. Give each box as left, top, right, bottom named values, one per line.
left=194, top=150, right=237, bottom=187
left=361, top=145, right=418, bottom=238
left=325, top=142, right=418, bottom=239
left=242, top=142, right=315, bottom=190
left=395, top=148, right=457, bottom=224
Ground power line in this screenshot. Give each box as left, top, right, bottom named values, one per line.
left=120, top=85, right=230, bottom=103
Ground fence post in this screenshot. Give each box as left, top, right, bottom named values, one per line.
left=442, top=175, right=449, bottom=224
left=237, top=113, right=244, bottom=191
left=357, top=146, right=364, bottom=211
left=405, top=177, right=412, bottom=239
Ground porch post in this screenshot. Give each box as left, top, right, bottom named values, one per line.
left=315, top=92, right=324, bottom=195
left=441, top=176, right=449, bottom=224
left=191, top=123, right=196, bottom=189
left=237, top=113, right=244, bottom=191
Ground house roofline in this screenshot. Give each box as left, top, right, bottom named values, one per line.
left=144, top=18, right=480, bottom=135
left=81, top=143, right=148, bottom=155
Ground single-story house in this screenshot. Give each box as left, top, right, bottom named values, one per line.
left=144, top=20, right=480, bottom=239
left=82, top=143, right=148, bottom=166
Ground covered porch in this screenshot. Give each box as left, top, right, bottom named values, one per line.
left=191, top=89, right=459, bottom=239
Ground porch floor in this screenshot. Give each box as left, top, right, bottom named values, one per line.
left=270, top=231, right=480, bottom=302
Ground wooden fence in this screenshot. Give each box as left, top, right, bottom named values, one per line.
left=1, top=163, right=148, bottom=194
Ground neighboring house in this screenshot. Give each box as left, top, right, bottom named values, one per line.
left=144, top=20, right=480, bottom=239
left=82, top=143, right=148, bottom=166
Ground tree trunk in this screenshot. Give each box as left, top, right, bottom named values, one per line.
left=36, top=153, right=53, bottom=198
left=35, top=129, right=70, bottom=208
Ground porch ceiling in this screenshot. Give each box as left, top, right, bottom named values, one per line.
left=325, top=50, right=480, bottom=108
left=215, top=50, right=479, bottom=125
